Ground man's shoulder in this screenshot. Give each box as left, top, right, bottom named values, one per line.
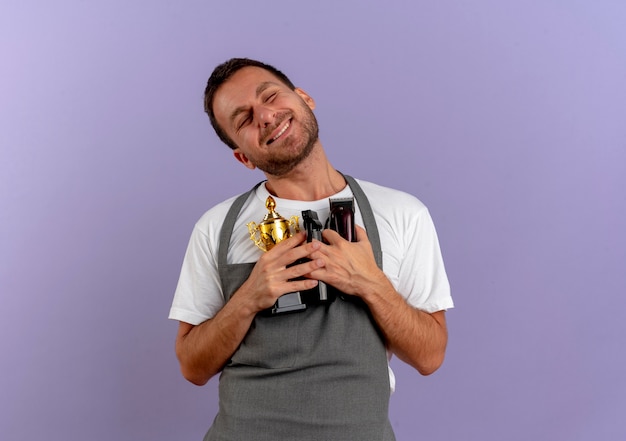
left=194, top=189, right=258, bottom=230
left=355, top=178, right=428, bottom=212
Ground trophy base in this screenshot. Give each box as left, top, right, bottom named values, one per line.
left=269, top=292, right=307, bottom=315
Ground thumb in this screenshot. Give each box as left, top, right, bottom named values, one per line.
left=355, top=225, right=369, bottom=243
left=321, top=228, right=342, bottom=244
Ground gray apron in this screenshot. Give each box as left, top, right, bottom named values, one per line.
left=205, top=175, right=395, bottom=441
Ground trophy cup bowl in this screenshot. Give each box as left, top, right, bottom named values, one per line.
left=247, top=196, right=299, bottom=252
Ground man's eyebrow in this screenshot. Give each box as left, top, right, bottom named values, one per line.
left=255, top=81, right=277, bottom=97
left=229, top=81, right=279, bottom=124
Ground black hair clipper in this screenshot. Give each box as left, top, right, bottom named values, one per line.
left=301, top=210, right=329, bottom=302
left=326, top=197, right=356, bottom=242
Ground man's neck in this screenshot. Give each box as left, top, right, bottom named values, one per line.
left=264, top=148, right=347, bottom=201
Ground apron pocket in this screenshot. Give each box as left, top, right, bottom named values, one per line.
left=229, top=312, right=301, bottom=369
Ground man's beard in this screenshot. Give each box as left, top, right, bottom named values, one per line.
left=253, top=103, right=319, bottom=177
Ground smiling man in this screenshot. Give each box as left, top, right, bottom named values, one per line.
left=169, top=58, right=454, bottom=441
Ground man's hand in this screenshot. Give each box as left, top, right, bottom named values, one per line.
left=236, top=231, right=325, bottom=314
left=307, top=225, right=448, bottom=375
left=175, top=231, right=325, bottom=386
left=307, top=225, right=390, bottom=298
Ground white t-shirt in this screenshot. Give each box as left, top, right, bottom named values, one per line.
left=169, top=179, right=454, bottom=390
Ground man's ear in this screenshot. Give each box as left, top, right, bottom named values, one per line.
left=295, top=88, right=316, bottom=110
left=233, top=150, right=256, bottom=170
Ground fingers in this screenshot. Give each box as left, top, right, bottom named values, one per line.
left=261, top=232, right=311, bottom=264
left=248, top=234, right=324, bottom=303
left=321, top=228, right=341, bottom=245
left=355, top=225, right=368, bottom=242
left=273, top=231, right=307, bottom=250
left=305, top=225, right=378, bottom=296
left=321, top=225, right=369, bottom=245
left=286, top=257, right=325, bottom=279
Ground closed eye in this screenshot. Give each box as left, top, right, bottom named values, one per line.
left=236, top=113, right=252, bottom=131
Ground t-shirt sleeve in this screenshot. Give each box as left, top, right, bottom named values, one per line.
left=168, top=224, right=226, bottom=325
left=396, top=205, right=453, bottom=313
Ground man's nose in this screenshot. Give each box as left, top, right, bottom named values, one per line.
left=255, top=105, right=275, bottom=127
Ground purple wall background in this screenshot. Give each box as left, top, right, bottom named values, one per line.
left=2, top=1, right=625, bottom=440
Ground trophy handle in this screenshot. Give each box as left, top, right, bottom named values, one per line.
left=247, top=221, right=266, bottom=251
left=287, top=216, right=300, bottom=234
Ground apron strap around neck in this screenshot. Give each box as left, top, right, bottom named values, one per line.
left=218, top=175, right=382, bottom=269
left=217, top=182, right=263, bottom=269
left=341, top=174, right=382, bottom=270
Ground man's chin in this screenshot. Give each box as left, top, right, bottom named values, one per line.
left=258, top=160, right=301, bottom=177
left=259, top=153, right=312, bottom=177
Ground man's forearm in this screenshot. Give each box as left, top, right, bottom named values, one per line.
left=175, top=293, right=256, bottom=386
left=361, top=274, right=448, bottom=375
left=175, top=236, right=325, bottom=385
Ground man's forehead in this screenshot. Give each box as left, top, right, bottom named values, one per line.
left=222, top=66, right=285, bottom=92
left=213, top=67, right=287, bottom=122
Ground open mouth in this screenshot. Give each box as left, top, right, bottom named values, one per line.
left=266, top=119, right=291, bottom=145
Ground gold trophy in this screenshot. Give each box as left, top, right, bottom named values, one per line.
left=247, top=196, right=299, bottom=252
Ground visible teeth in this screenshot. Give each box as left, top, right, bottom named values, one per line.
left=272, top=120, right=290, bottom=141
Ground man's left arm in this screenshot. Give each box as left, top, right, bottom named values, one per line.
left=309, top=226, right=448, bottom=375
